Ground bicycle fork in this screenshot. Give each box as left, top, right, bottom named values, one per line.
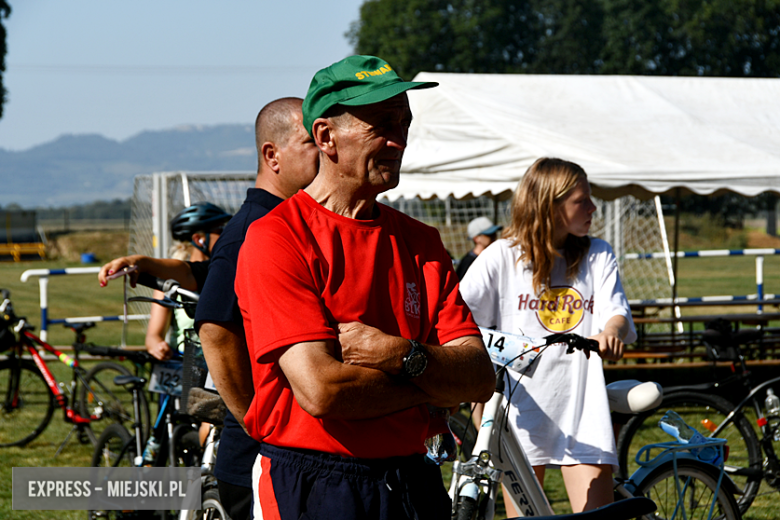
left=449, top=387, right=554, bottom=518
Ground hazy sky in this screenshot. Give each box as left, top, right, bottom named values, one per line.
left=0, top=1, right=365, bottom=151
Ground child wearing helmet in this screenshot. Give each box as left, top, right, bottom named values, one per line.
left=145, top=202, right=231, bottom=361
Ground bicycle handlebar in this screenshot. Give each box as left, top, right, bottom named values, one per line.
left=482, top=327, right=599, bottom=377
left=74, top=343, right=155, bottom=365
left=128, top=273, right=199, bottom=320
left=543, top=333, right=600, bottom=354
left=135, top=272, right=200, bottom=303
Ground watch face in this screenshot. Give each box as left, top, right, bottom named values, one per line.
left=405, top=351, right=427, bottom=377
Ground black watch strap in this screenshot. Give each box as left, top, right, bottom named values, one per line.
left=401, top=339, right=428, bottom=378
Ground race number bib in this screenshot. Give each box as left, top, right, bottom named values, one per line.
left=203, top=371, right=216, bottom=392
left=148, top=360, right=183, bottom=395
left=480, top=327, right=544, bottom=377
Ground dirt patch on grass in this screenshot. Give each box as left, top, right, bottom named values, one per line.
left=670, top=217, right=780, bottom=251
left=745, top=230, right=780, bottom=248
left=48, top=231, right=129, bottom=263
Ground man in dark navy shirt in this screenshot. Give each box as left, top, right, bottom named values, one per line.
left=195, top=97, right=318, bottom=519
left=98, top=97, right=318, bottom=519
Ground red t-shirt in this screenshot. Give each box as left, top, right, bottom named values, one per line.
left=235, top=190, right=479, bottom=458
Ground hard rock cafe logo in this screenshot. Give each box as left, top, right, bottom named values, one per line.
left=518, top=286, right=594, bottom=333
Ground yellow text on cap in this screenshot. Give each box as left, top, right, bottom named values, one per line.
left=355, top=65, right=393, bottom=80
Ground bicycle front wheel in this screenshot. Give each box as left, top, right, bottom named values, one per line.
left=174, top=428, right=202, bottom=468
left=79, top=361, right=151, bottom=446
left=90, top=423, right=144, bottom=520
left=449, top=409, right=477, bottom=461
left=633, top=459, right=741, bottom=520
left=0, top=358, right=56, bottom=447
left=201, top=488, right=229, bottom=519
left=617, top=391, right=762, bottom=514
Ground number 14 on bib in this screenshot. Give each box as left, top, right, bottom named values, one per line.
left=480, top=327, right=544, bottom=377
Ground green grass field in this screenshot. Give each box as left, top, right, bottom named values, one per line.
left=2, top=234, right=779, bottom=517
left=618, top=404, right=779, bottom=520
left=3, top=251, right=780, bottom=346
left=0, top=259, right=147, bottom=348
left=0, top=361, right=131, bottom=520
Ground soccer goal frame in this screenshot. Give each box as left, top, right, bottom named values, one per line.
left=130, top=171, right=674, bottom=315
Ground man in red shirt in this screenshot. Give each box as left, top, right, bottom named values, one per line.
left=235, top=55, right=495, bottom=520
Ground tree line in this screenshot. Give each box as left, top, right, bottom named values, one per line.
left=349, top=0, right=780, bottom=228
left=1, top=199, right=131, bottom=221
left=349, top=0, right=780, bottom=81
left=0, top=1, right=9, bottom=119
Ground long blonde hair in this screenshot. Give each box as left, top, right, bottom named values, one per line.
left=504, top=157, right=591, bottom=294
left=169, top=241, right=192, bottom=261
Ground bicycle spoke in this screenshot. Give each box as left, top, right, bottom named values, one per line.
left=618, top=391, right=762, bottom=514
left=79, top=362, right=150, bottom=446
left=637, top=460, right=740, bottom=520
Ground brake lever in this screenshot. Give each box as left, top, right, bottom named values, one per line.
left=545, top=333, right=597, bottom=355
left=161, top=278, right=180, bottom=296
left=564, top=336, right=600, bottom=355
left=106, top=265, right=138, bottom=281
left=128, top=296, right=184, bottom=309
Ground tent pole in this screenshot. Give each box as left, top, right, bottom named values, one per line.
left=672, top=189, right=681, bottom=339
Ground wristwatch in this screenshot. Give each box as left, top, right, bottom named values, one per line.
left=401, top=339, right=428, bottom=378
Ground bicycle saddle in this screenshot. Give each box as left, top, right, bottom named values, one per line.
left=703, top=317, right=763, bottom=348
left=703, top=317, right=763, bottom=361
left=66, top=322, right=96, bottom=333
left=507, top=496, right=656, bottom=520
left=113, top=375, right=147, bottom=388
left=607, top=380, right=663, bottom=414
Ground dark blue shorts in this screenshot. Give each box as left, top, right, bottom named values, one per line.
left=252, top=443, right=451, bottom=520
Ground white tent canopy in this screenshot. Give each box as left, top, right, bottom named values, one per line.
left=395, top=73, right=780, bottom=202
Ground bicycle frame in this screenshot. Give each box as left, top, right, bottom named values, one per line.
left=450, top=329, right=606, bottom=518
left=449, top=377, right=740, bottom=520
left=662, top=370, right=780, bottom=487
left=714, top=374, right=780, bottom=484
left=96, top=381, right=203, bottom=520
left=449, top=374, right=555, bottom=517
left=16, top=325, right=96, bottom=426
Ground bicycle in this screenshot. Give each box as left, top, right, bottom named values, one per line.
left=0, top=288, right=150, bottom=450
left=91, top=274, right=227, bottom=520
left=449, top=402, right=478, bottom=460
left=73, top=323, right=154, bottom=447
left=448, top=327, right=741, bottom=520
left=616, top=319, right=780, bottom=514
left=181, top=381, right=229, bottom=520
left=91, top=383, right=226, bottom=520
left=90, top=373, right=202, bottom=520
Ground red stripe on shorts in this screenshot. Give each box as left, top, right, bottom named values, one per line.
left=255, top=454, right=281, bottom=520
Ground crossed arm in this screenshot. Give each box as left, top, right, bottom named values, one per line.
left=278, top=322, right=495, bottom=420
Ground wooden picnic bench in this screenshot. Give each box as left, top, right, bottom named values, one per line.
left=623, top=302, right=780, bottom=364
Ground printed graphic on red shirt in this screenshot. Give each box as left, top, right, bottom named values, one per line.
left=516, top=286, right=594, bottom=333
left=405, top=282, right=420, bottom=319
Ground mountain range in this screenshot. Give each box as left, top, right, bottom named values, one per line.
left=0, top=124, right=257, bottom=208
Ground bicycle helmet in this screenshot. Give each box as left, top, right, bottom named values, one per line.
left=170, top=202, right=232, bottom=256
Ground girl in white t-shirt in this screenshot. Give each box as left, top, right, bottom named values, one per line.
left=460, top=157, right=636, bottom=514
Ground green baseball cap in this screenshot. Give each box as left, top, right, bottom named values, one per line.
left=302, top=55, right=438, bottom=136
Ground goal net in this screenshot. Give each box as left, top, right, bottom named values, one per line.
left=379, top=195, right=671, bottom=307
left=129, top=172, right=672, bottom=319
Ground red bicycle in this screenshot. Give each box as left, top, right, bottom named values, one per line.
left=0, top=288, right=151, bottom=451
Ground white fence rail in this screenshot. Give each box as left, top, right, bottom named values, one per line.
left=20, top=267, right=148, bottom=345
